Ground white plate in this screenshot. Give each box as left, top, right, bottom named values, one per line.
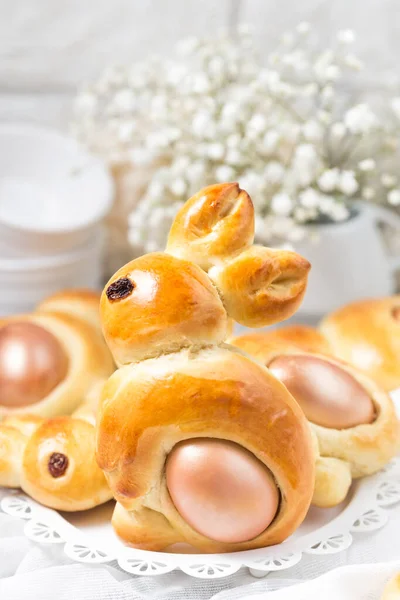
left=2, top=392, right=400, bottom=580
left=0, top=123, right=113, bottom=236
left=1, top=459, right=400, bottom=579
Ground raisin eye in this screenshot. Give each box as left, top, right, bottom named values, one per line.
left=391, top=306, right=400, bottom=321
left=48, top=452, right=69, bottom=478
left=106, top=277, right=134, bottom=302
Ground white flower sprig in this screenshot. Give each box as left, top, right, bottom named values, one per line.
left=72, top=24, right=400, bottom=255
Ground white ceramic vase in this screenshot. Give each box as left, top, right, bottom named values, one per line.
left=292, top=202, right=400, bottom=320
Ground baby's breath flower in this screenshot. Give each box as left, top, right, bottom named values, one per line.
left=271, top=193, right=293, bottom=216
left=215, top=165, right=235, bottom=182
left=207, top=143, right=225, bottom=160
left=296, top=22, right=311, bottom=35
left=72, top=25, right=400, bottom=267
left=358, top=159, right=376, bottom=171
left=169, top=178, right=187, bottom=197
left=388, top=189, right=400, bottom=206
left=260, top=130, right=280, bottom=154
left=248, top=113, right=268, bottom=133
left=337, top=30, right=356, bottom=44
left=330, top=203, right=350, bottom=221
left=362, top=187, right=376, bottom=200
left=74, top=92, right=97, bottom=116
left=338, top=170, right=359, bottom=196
left=344, top=104, right=376, bottom=134
left=330, top=122, right=347, bottom=138
left=318, top=168, right=339, bottom=192
left=299, top=188, right=321, bottom=208
left=265, top=161, right=285, bottom=184
left=344, top=54, right=364, bottom=70
left=302, top=120, right=324, bottom=141
left=381, top=173, right=397, bottom=188
left=281, top=32, right=295, bottom=46
left=391, top=98, right=400, bottom=120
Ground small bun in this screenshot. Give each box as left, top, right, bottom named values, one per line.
left=320, top=296, right=400, bottom=391
left=210, top=246, right=310, bottom=327
left=231, top=325, right=331, bottom=355
left=234, top=334, right=399, bottom=470
left=101, top=253, right=228, bottom=365
left=21, top=417, right=111, bottom=511
left=166, top=183, right=254, bottom=270
left=37, top=289, right=103, bottom=332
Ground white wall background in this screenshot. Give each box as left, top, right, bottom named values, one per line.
left=0, top=0, right=398, bottom=130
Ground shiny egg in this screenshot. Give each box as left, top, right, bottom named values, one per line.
left=166, top=438, right=279, bottom=543
left=268, top=354, right=375, bottom=429
left=0, top=321, right=69, bottom=408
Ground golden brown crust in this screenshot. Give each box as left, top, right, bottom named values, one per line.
left=97, top=345, right=315, bottom=553
left=320, top=296, right=400, bottom=391
left=209, top=247, right=310, bottom=327
left=231, top=325, right=331, bottom=355
left=0, top=312, right=114, bottom=418
left=100, top=253, right=228, bottom=365
left=313, top=456, right=352, bottom=508
left=98, top=183, right=316, bottom=551
left=21, top=416, right=112, bottom=511
left=72, top=378, right=106, bottom=425
left=0, top=425, right=28, bottom=487
left=0, top=394, right=110, bottom=510
left=37, top=289, right=103, bottom=332
left=231, top=333, right=399, bottom=479
left=166, top=183, right=254, bottom=270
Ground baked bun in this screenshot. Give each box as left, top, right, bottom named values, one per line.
left=97, top=182, right=315, bottom=552
left=0, top=290, right=114, bottom=418
left=166, top=182, right=254, bottom=270
left=230, top=325, right=332, bottom=355
left=0, top=393, right=111, bottom=511
left=232, top=332, right=399, bottom=506
left=382, top=574, right=400, bottom=599
left=21, top=416, right=111, bottom=511
left=98, top=346, right=315, bottom=552
left=37, top=289, right=103, bottom=333
left=320, top=296, right=400, bottom=391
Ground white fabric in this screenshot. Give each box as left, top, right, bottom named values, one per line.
left=1, top=504, right=400, bottom=599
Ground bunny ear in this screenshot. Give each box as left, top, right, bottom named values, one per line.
left=166, top=183, right=254, bottom=270
left=209, top=246, right=311, bottom=327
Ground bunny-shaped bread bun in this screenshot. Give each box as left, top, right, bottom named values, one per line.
left=231, top=328, right=399, bottom=508
left=0, top=398, right=111, bottom=511
left=97, top=183, right=316, bottom=553
left=320, top=296, right=400, bottom=392
left=0, top=290, right=114, bottom=418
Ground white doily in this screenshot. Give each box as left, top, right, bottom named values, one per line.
left=2, top=456, right=400, bottom=580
